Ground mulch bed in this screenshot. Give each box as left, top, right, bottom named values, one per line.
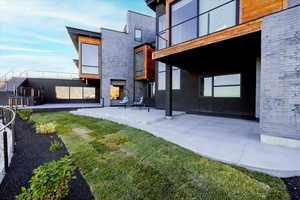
left=282, top=177, right=300, bottom=200
left=0, top=116, right=95, bottom=200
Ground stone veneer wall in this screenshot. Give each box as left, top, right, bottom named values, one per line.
left=101, top=11, right=155, bottom=106
left=260, top=5, right=300, bottom=147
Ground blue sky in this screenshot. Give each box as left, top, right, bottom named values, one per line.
left=0, top=0, right=154, bottom=76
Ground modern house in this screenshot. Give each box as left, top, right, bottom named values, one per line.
left=145, top=0, right=300, bottom=148
left=66, top=11, right=156, bottom=107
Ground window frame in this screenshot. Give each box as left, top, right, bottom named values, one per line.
left=134, top=49, right=145, bottom=77
left=172, top=67, right=181, bottom=90
left=157, top=62, right=166, bottom=91
left=199, top=73, right=242, bottom=98
left=169, top=0, right=240, bottom=46
left=134, top=28, right=143, bottom=42
left=55, top=86, right=96, bottom=100
left=157, top=14, right=167, bottom=50
left=80, top=43, right=99, bottom=75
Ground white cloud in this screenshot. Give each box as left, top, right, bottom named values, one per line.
left=0, top=0, right=126, bottom=31
left=23, top=32, right=71, bottom=45
left=0, top=45, right=51, bottom=53
left=0, top=38, right=40, bottom=45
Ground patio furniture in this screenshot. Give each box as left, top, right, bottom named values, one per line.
left=119, top=96, right=129, bottom=108
left=132, top=96, right=152, bottom=112
left=132, top=96, right=145, bottom=107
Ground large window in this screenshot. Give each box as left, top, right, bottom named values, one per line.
left=172, top=67, right=181, bottom=90
left=199, top=0, right=237, bottom=36
left=55, top=86, right=69, bottom=99
left=135, top=50, right=144, bottom=77
left=81, top=43, right=99, bottom=75
left=158, top=14, right=166, bottom=50
left=170, top=0, right=237, bottom=45
left=158, top=63, right=181, bottom=90
left=200, top=73, right=241, bottom=97
left=110, top=86, right=124, bottom=100
left=70, top=87, right=83, bottom=99
left=171, top=0, right=198, bottom=46
left=83, top=87, right=96, bottom=99
left=158, top=62, right=166, bottom=90
left=55, top=86, right=96, bottom=100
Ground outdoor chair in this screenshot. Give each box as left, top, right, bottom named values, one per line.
left=132, top=96, right=145, bottom=107
left=119, top=96, right=129, bottom=108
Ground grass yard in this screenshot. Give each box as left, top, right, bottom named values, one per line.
left=31, top=112, right=290, bottom=200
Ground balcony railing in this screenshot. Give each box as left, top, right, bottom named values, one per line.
left=157, top=0, right=238, bottom=49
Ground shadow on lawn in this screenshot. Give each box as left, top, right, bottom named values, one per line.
left=0, top=116, right=95, bottom=200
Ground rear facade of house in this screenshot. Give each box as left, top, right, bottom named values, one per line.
left=67, top=11, right=156, bottom=107
left=145, top=0, right=300, bottom=148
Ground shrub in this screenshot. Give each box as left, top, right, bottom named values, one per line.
left=49, top=141, right=63, bottom=152
left=16, top=156, right=76, bottom=200
left=36, top=122, right=57, bottom=134
left=17, top=109, right=33, bottom=120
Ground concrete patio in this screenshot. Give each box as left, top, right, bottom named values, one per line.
left=71, top=107, right=300, bottom=177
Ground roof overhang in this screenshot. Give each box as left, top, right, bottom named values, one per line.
left=66, top=26, right=101, bottom=51
left=145, top=0, right=165, bottom=11
left=134, top=42, right=155, bottom=50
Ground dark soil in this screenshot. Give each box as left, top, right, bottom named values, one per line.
left=0, top=116, right=95, bottom=200
left=282, top=177, right=300, bottom=200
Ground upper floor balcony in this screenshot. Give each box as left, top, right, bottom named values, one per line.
left=153, top=0, right=288, bottom=61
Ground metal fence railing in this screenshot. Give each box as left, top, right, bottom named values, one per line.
left=0, top=106, right=16, bottom=178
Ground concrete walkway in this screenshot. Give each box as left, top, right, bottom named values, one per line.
left=71, top=107, right=300, bottom=177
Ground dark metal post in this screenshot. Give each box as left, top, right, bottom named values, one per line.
left=1, top=108, right=4, bottom=124
left=165, top=64, right=173, bottom=117
left=3, top=130, right=9, bottom=172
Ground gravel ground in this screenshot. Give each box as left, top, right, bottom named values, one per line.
left=0, top=116, right=94, bottom=200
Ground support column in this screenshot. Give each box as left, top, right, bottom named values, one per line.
left=165, top=64, right=173, bottom=117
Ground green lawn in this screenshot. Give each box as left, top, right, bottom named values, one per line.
left=31, top=112, right=290, bottom=200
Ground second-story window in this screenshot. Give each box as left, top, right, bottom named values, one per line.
left=199, top=0, right=237, bottom=36
left=158, top=14, right=166, bottom=50
left=171, top=0, right=198, bottom=46
left=170, top=0, right=237, bottom=45
left=134, top=29, right=142, bottom=42
left=135, top=50, right=144, bottom=77
left=81, top=43, right=99, bottom=75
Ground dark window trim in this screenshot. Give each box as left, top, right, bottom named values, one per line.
left=134, top=50, right=145, bottom=75
left=134, top=28, right=143, bottom=42
left=199, top=73, right=242, bottom=99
